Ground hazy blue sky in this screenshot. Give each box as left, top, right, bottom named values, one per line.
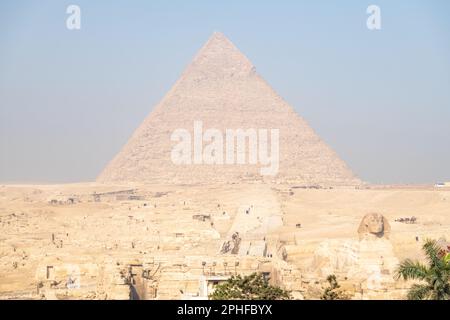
left=1, top=0, right=449, bottom=184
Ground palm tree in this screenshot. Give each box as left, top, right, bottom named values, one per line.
left=395, top=239, right=450, bottom=300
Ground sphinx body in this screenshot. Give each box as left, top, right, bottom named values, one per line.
left=312, top=213, right=399, bottom=298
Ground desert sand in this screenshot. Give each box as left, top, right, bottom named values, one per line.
left=0, top=182, right=448, bottom=299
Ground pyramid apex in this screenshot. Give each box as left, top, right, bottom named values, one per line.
left=204, top=31, right=235, bottom=49
left=182, top=32, right=256, bottom=81
left=209, top=31, right=227, bottom=39
left=211, top=31, right=225, bottom=36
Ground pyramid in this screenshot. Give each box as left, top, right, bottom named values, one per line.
left=98, top=32, right=360, bottom=186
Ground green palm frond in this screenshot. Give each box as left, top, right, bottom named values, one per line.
left=422, top=239, right=442, bottom=267
left=397, top=239, right=450, bottom=300
left=430, top=283, right=450, bottom=300
left=395, top=259, right=429, bottom=281
left=406, top=284, right=432, bottom=300
left=444, top=253, right=450, bottom=265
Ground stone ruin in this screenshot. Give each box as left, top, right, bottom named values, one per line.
left=220, top=232, right=241, bottom=255
left=192, top=214, right=211, bottom=222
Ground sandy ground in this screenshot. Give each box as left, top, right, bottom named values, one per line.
left=0, top=182, right=448, bottom=299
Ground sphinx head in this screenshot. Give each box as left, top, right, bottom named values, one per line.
left=358, top=213, right=390, bottom=240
